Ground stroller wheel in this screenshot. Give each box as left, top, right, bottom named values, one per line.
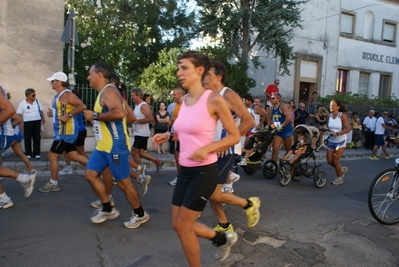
left=314, top=171, right=327, bottom=188
left=262, top=159, right=278, bottom=180
left=278, top=169, right=291, bottom=186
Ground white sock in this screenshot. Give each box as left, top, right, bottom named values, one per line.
left=17, top=174, right=29, bottom=183
left=108, top=194, right=112, bottom=200
left=0, top=192, right=7, bottom=199
left=137, top=175, right=144, bottom=184
left=50, top=179, right=58, bottom=185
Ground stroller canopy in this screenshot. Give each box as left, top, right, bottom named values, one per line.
left=293, top=124, right=320, bottom=150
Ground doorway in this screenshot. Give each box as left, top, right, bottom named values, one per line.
left=299, top=82, right=311, bottom=107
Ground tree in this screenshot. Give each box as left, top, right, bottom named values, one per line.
left=64, top=0, right=196, bottom=84
left=139, top=46, right=255, bottom=99
left=197, top=0, right=307, bottom=76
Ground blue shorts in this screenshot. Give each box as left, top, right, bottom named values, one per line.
left=326, top=139, right=346, bottom=150
left=0, top=136, right=14, bottom=151
left=216, top=154, right=237, bottom=184
left=14, top=132, right=23, bottom=143
left=276, top=129, right=293, bottom=139
left=87, top=150, right=130, bottom=181
left=374, top=134, right=385, bottom=146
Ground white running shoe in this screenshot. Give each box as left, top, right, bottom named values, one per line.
left=215, top=231, right=238, bottom=261
left=19, top=170, right=37, bottom=197
left=0, top=196, right=14, bottom=209
left=59, top=166, right=73, bottom=175
left=237, top=158, right=247, bottom=166
left=222, top=184, right=234, bottom=194
left=90, top=208, right=120, bottom=224
left=169, top=176, right=178, bottom=186
left=229, top=172, right=240, bottom=183
left=139, top=175, right=152, bottom=196
left=124, top=212, right=150, bottom=229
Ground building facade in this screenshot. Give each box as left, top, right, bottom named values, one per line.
left=250, top=0, right=399, bottom=107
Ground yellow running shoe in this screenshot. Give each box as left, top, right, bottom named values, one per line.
left=213, top=223, right=234, bottom=233
left=245, top=197, right=261, bottom=228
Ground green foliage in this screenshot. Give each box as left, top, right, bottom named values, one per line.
left=319, top=92, right=399, bottom=108
left=138, top=46, right=256, bottom=100
left=64, top=0, right=196, bottom=84
left=197, top=0, right=308, bottom=76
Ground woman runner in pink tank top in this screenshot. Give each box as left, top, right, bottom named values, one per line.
left=153, top=51, right=240, bottom=266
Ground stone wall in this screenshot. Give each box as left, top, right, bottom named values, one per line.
left=0, top=0, right=64, bottom=139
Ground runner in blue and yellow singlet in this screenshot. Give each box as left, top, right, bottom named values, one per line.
left=38, top=72, right=88, bottom=193
left=84, top=62, right=149, bottom=229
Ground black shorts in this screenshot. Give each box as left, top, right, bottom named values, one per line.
left=216, top=154, right=237, bottom=184
left=50, top=140, right=77, bottom=154
left=154, top=128, right=168, bottom=134
left=172, top=163, right=218, bottom=212
left=75, top=129, right=87, bottom=147
left=133, top=136, right=149, bottom=150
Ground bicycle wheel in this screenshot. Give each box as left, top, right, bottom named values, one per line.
left=262, top=159, right=278, bottom=180
left=368, top=168, right=399, bottom=225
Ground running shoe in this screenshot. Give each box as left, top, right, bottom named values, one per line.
left=169, top=176, right=177, bottom=186
left=221, top=184, right=234, bottom=194
left=90, top=197, right=115, bottom=209
left=214, top=231, right=238, bottom=261
left=0, top=196, right=14, bottom=209
left=237, top=158, right=247, bottom=166
left=156, top=160, right=164, bottom=173
left=124, top=212, right=150, bottom=229
left=59, top=166, right=73, bottom=175
left=139, top=175, right=152, bottom=196
left=90, top=208, right=120, bottom=224
left=245, top=197, right=261, bottom=228
left=229, top=172, right=240, bottom=183
left=19, top=170, right=37, bottom=197
left=213, top=223, right=234, bottom=233
left=38, top=181, right=61, bottom=193
left=341, top=167, right=348, bottom=180
left=370, top=156, right=379, bottom=160
left=332, top=177, right=343, bottom=185
left=138, top=165, right=146, bottom=176
left=386, top=154, right=392, bottom=159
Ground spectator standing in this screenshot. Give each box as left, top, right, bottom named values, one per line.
left=288, top=100, right=296, bottom=127
left=16, top=88, right=46, bottom=159
left=154, top=102, right=170, bottom=154
left=294, top=102, right=309, bottom=127
left=143, top=94, right=154, bottom=130
left=351, top=112, right=361, bottom=148
left=370, top=111, right=394, bottom=160
left=362, top=110, right=376, bottom=150
left=308, top=91, right=318, bottom=126
left=264, top=79, right=279, bottom=107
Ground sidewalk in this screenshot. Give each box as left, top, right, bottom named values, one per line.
left=2, top=146, right=399, bottom=172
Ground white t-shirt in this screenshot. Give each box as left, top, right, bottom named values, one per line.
left=375, top=117, right=386, bottom=135
left=16, top=99, right=43, bottom=122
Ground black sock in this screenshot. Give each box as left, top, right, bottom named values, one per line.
left=211, top=231, right=227, bottom=247
left=133, top=206, right=145, bottom=217
left=102, top=202, right=112, bottom=212
left=219, top=222, right=230, bottom=229
left=244, top=199, right=253, bottom=210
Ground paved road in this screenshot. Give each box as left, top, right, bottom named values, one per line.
left=1, top=157, right=399, bottom=267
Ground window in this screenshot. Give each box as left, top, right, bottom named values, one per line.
left=363, top=11, right=374, bottom=40
left=336, top=69, right=348, bottom=94
left=382, top=21, right=396, bottom=43
left=341, top=12, right=355, bottom=34
left=358, top=72, right=370, bottom=96
left=378, top=75, right=391, bottom=98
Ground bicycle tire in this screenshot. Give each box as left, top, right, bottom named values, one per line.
left=368, top=168, right=399, bottom=225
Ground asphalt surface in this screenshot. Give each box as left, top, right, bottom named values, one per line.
left=1, top=148, right=399, bottom=267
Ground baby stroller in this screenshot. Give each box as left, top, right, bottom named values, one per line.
left=233, top=127, right=276, bottom=175
left=277, top=124, right=328, bottom=188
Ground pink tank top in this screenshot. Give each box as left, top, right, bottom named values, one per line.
left=173, top=90, right=217, bottom=167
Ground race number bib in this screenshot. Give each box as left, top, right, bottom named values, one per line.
left=93, top=120, right=103, bottom=140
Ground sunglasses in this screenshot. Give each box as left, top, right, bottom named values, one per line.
left=31, top=94, right=36, bottom=97
left=271, top=97, right=276, bottom=100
